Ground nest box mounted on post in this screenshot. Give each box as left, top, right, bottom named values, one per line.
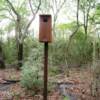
left=39, top=14, right=52, bottom=100
left=39, top=14, right=52, bottom=42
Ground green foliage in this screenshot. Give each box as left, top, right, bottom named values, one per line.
left=79, top=0, right=95, bottom=10
left=21, top=64, right=43, bottom=91
left=49, top=66, right=61, bottom=76
left=21, top=41, right=43, bottom=92
left=23, top=37, right=35, bottom=60
left=63, top=96, right=70, bottom=100
left=68, top=30, right=93, bottom=66
left=49, top=28, right=93, bottom=67
left=57, top=22, right=78, bottom=31
left=1, top=33, right=93, bottom=69
left=95, top=3, right=100, bottom=23
left=49, top=39, right=67, bottom=66
left=2, top=39, right=17, bottom=64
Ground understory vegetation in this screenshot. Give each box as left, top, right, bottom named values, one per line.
left=1, top=32, right=94, bottom=68
left=0, top=0, right=100, bottom=99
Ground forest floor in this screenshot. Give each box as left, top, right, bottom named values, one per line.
left=0, top=67, right=99, bottom=100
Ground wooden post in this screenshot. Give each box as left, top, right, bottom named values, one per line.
left=43, top=42, right=48, bottom=100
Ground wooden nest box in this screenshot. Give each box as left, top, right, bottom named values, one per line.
left=39, top=14, right=52, bottom=43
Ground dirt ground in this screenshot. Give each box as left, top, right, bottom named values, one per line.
left=0, top=68, right=99, bottom=100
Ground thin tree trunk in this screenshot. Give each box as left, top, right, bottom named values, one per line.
left=0, top=44, right=5, bottom=69
left=97, top=43, right=100, bottom=59
left=64, top=0, right=80, bottom=77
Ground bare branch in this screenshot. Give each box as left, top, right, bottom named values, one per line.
left=0, top=8, right=16, bottom=21
left=29, top=0, right=35, bottom=15
left=56, top=0, right=66, bottom=15
left=25, top=0, right=41, bottom=31
left=52, top=0, right=66, bottom=35
left=8, top=9, right=16, bottom=21
left=22, top=0, right=41, bottom=39
left=5, top=0, right=19, bottom=18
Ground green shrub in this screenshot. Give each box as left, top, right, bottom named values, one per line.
left=49, top=39, right=67, bottom=66
left=49, top=66, right=61, bottom=76
left=21, top=64, right=43, bottom=91
left=21, top=42, right=43, bottom=93
left=68, top=30, right=93, bottom=66
left=3, top=39, right=17, bottom=64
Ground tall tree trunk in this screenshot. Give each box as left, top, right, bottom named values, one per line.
left=0, top=44, right=5, bottom=69
left=17, top=43, right=23, bottom=69
left=91, top=37, right=97, bottom=96
left=15, top=15, right=23, bottom=69
left=91, top=26, right=100, bottom=99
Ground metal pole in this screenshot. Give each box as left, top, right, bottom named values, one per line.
left=43, top=42, right=48, bottom=100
